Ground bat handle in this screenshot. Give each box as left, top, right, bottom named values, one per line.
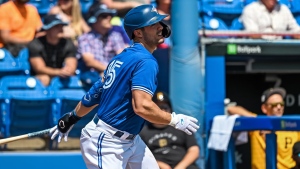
left=28, top=128, right=51, bottom=138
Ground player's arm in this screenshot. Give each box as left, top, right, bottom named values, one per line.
left=50, top=79, right=103, bottom=142
left=174, top=145, right=199, bottom=169
left=132, top=90, right=171, bottom=124
left=132, top=90, right=199, bottom=135
left=227, top=106, right=257, bottom=117
left=132, top=59, right=199, bottom=135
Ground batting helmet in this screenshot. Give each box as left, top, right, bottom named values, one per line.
left=123, top=4, right=171, bottom=39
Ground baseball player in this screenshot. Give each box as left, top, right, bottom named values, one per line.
left=50, top=4, right=200, bottom=169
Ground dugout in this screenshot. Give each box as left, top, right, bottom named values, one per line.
left=204, top=37, right=300, bottom=169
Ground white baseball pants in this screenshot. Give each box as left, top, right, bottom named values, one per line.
left=80, top=118, right=159, bottom=169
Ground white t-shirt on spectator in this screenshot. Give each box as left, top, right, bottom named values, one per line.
left=241, top=1, right=300, bottom=39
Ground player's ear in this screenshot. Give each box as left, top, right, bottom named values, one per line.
left=133, top=29, right=142, bottom=38
left=261, top=104, right=267, bottom=115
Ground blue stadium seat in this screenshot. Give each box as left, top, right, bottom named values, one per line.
left=49, top=76, right=97, bottom=138
left=80, top=0, right=94, bottom=14
left=295, top=14, right=300, bottom=25
left=202, top=0, right=245, bottom=15
left=0, top=49, right=30, bottom=78
left=0, top=76, right=57, bottom=137
left=280, top=0, right=300, bottom=13
left=203, top=16, right=229, bottom=30
left=230, top=17, right=244, bottom=30
left=0, top=96, right=6, bottom=139
left=28, top=0, right=56, bottom=15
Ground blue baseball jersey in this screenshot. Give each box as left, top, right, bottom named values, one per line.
left=97, top=43, right=158, bottom=134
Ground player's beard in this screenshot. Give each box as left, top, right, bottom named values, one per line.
left=142, top=30, right=164, bottom=47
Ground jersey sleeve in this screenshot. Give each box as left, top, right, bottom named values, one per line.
left=185, top=134, right=199, bottom=149
left=27, top=38, right=43, bottom=58
left=65, top=38, right=77, bottom=58
left=81, top=79, right=103, bottom=107
left=131, top=59, right=158, bottom=96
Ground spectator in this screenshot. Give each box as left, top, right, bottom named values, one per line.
left=140, top=91, right=200, bottom=169
left=48, top=0, right=91, bottom=45
left=0, top=0, right=42, bottom=57
left=292, top=141, right=300, bottom=169
left=27, top=15, right=77, bottom=86
left=241, top=0, right=300, bottom=39
left=87, top=2, right=131, bottom=44
left=156, top=0, right=171, bottom=26
left=100, top=0, right=150, bottom=18
left=77, top=4, right=127, bottom=86
left=228, top=87, right=300, bottom=169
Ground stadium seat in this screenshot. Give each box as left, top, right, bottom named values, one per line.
left=230, top=17, right=244, bottom=30
left=0, top=76, right=57, bottom=139
left=295, top=14, right=300, bottom=25
left=0, top=49, right=30, bottom=78
left=49, top=76, right=97, bottom=138
left=28, top=0, right=56, bottom=15
left=203, top=15, right=229, bottom=30
left=0, top=96, right=6, bottom=139
left=80, top=0, right=94, bottom=14
left=280, top=0, right=300, bottom=13
left=289, top=0, right=300, bottom=13
left=201, top=0, right=245, bottom=15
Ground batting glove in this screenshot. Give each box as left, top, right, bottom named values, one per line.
left=168, top=112, right=200, bottom=135
left=50, top=110, right=81, bottom=142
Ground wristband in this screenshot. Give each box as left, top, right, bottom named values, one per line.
left=70, top=110, right=81, bottom=122
left=168, top=112, right=178, bottom=127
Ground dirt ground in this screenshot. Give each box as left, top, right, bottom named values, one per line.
left=1, top=137, right=81, bottom=151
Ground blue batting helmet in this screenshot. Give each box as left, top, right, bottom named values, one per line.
left=123, top=4, right=170, bottom=39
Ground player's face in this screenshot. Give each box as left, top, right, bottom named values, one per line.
left=142, top=22, right=165, bottom=46
left=262, top=94, right=284, bottom=116
left=261, top=0, right=277, bottom=11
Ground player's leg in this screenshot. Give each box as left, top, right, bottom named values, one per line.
left=126, top=135, right=159, bottom=169
left=80, top=121, right=132, bottom=169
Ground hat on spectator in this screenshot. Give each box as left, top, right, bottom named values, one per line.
left=42, top=14, right=68, bottom=30
left=261, top=87, right=286, bottom=103
left=293, top=141, right=300, bottom=155
left=88, top=4, right=116, bottom=24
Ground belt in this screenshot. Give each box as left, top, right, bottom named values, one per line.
left=93, top=115, right=136, bottom=140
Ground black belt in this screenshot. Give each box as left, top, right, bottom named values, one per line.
left=93, top=115, right=136, bottom=140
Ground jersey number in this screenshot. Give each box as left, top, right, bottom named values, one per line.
left=103, top=60, right=123, bottom=89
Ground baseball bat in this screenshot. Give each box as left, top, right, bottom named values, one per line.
left=0, top=128, right=51, bottom=145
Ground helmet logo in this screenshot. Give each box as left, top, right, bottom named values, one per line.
left=151, top=6, right=158, bottom=14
